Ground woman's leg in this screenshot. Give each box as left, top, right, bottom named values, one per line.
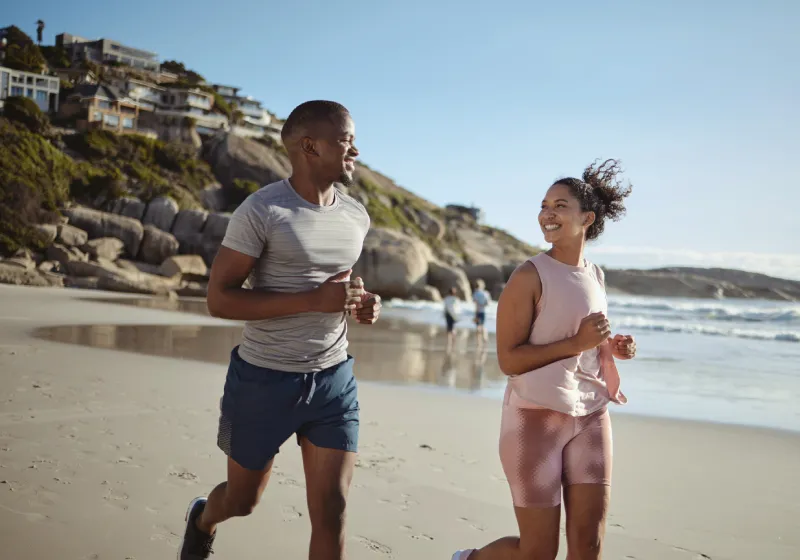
left=470, top=504, right=561, bottom=560
left=563, top=484, right=609, bottom=560
left=466, top=401, right=571, bottom=560
left=562, top=409, right=613, bottom=560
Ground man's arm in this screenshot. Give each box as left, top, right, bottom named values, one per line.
left=206, top=246, right=358, bottom=321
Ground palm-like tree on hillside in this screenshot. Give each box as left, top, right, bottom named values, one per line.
left=36, top=20, right=45, bottom=45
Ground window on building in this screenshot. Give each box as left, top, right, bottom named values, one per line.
left=92, top=112, right=102, bottom=121
left=50, top=80, right=58, bottom=89
left=123, top=118, right=134, bottom=129
left=36, top=78, right=47, bottom=87
left=11, top=86, right=24, bottom=97
left=96, top=100, right=111, bottom=109
left=26, top=76, right=33, bottom=84
left=104, top=114, right=120, bottom=127
left=36, top=90, right=48, bottom=104
left=26, top=88, right=34, bottom=98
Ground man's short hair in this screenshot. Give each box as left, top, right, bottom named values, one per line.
left=280, top=100, right=350, bottom=143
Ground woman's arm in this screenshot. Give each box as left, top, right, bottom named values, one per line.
left=496, top=262, right=582, bottom=376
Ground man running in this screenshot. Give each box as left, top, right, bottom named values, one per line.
left=178, top=100, right=382, bottom=560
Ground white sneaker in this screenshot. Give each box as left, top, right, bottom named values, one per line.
left=451, top=550, right=475, bottom=560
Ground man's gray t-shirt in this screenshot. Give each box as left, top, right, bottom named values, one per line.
left=221, top=179, right=370, bottom=373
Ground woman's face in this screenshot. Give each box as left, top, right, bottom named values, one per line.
left=538, top=184, right=594, bottom=245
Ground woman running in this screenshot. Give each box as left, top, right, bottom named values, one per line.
left=452, top=159, right=637, bottom=560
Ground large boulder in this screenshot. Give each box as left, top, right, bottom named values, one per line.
left=191, top=212, right=231, bottom=266
left=142, top=196, right=180, bottom=232
left=57, top=224, right=89, bottom=247
left=428, top=261, right=472, bottom=300
left=203, top=133, right=290, bottom=189
left=81, top=238, right=125, bottom=261
left=110, top=197, right=146, bottom=221
left=404, top=207, right=445, bottom=241
left=46, top=244, right=88, bottom=267
left=172, top=209, right=208, bottom=238
left=64, top=259, right=179, bottom=295
left=171, top=209, right=209, bottom=253
left=200, top=183, right=226, bottom=211
left=0, top=263, right=63, bottom=287
left=138, top=225, right=179, bottom=265
left=410, top=285, right=443, bottom=302
left=3, top=249, right=37, bottom=271
left=63, top=206, right=144, bottom=257
left=34, top=224, right=58, bottom=245
left=160, top=255, right=208, bottom=279
left=353, top=228, right=430, bottom=299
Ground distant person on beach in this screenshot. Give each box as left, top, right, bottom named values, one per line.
left=472, top=279, right=491, bottom=348
left=452, top=159, right=637, bottom=560
left=444, top=287, right=461, bottom=352
left=178, top=101, right=382, bottom=560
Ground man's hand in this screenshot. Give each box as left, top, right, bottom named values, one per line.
left=354, top=292, right=382, bottom=324
left=611, top=334, right=636, bottom=360
left=312, top=270, right=365, bottom=313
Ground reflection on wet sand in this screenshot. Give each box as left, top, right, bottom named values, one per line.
left=35, top=298, right=505, bottom=392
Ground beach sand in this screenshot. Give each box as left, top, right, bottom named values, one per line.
left=1, top=284, right=798, bottom=559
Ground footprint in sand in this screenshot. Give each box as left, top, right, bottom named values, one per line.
left=671, top=547, right=712, bottom=559
left=353, top=536, right=393, bottom=557
left=400, top=525, right=434, bottom=541
left=151, top=524, right=181, bottom=546
left=169, top=468, right=199, bottom=483
left=458, top=517, right=486, bottom=532
left=281, top=505, right=303, bottom=521
left=104, top=488, right=130, bottom=511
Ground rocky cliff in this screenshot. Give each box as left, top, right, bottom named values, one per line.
left=1, top=119, right=797, bottom=302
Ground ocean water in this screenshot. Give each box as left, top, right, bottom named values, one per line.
left=381, top=295, right=800, bottom=433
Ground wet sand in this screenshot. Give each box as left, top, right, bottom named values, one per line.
left=2, top=284, right=800, bottom=559
left=34, top=296, right=504, bottom=392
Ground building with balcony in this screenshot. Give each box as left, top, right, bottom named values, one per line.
left=105, top=75, right=164, bottom=112
left=155, top=86, right=227, bottom=135
left=56, top=32, right=160, bottom=73
left=58, top=83, right=152, bottom=136
left=0, top=65, right=60, bottom=112
left=210, top=83, right=282, bottom=139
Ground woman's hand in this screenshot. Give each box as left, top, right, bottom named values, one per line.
left=611, top=334, right=636, bottom=360
left=571, top=313, right=612, bottom=353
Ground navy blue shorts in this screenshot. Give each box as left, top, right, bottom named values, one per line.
left=475, top=311, right=486, bottom=326
left=217, top=347, right=359, bottom=471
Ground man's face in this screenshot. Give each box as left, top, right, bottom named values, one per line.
left=313, top=114, right=359, bottom=186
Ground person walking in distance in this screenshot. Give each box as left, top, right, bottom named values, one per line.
left=472, top=279, right=491, bottom=349
left=177, top=101, right=382, bottom=560
left=443, top=287, right=461, bottom=353
left=452, top=159, right=637, bottom=560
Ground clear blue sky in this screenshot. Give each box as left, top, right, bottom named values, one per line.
left=6, top=0, right=800, bottom=277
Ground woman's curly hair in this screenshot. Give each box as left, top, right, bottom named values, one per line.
left=553, top=159, right=632, bottom=241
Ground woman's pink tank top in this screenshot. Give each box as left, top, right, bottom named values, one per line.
left=506, top=252, right=627, bottom=416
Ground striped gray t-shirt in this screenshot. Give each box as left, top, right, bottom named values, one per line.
left=221, top=179, right=370, bottom=373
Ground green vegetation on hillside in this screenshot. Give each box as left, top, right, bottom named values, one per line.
left=1, top=26, right=46, bottom=73
left=0, top=119, right=74, bottom=255
left=64, top=129, right=217, bottom=208
left=3, top=96, right=50, bottom=134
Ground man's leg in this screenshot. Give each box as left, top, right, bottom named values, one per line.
left=301, top=438, right=358, bottom=560
left=196, top=456, right=274, bottom=534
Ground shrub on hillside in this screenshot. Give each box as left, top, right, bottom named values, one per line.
left=0, top=119, right=74, bottom=255
left=1, top=26, right=46, bottom=73
left=3, top=96, right=50, bottom=134
left=63, top=129, right=216, bottom=206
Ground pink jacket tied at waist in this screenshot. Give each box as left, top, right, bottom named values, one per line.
left=598, top=339, right=627, bottom=405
